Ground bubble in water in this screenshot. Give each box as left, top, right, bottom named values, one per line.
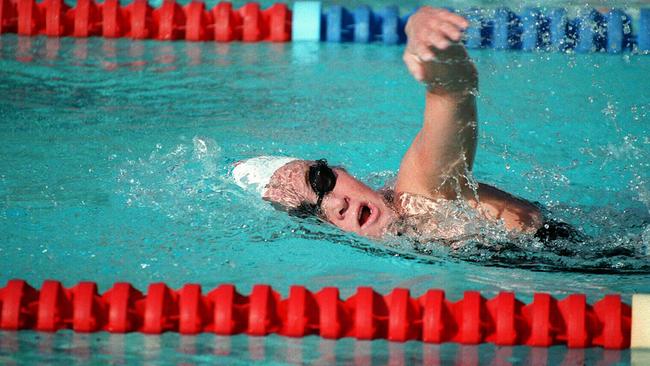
left=601, top=101, right=617, bottom=120
left=117, top=136, right=228, bottom=224
left=631, top=104, right=642, bottom=121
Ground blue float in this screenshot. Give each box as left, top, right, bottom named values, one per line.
left=325, top=5, right=353, bottom=42
left=575, top=9, right=606, bottom=53
left=492, top=8, right=521, bottom=50
left=605, top=9, right=632, bottom=53
left=463, top=8, right=487, bottom=48
left=353, top=5, right=374, bottom=43
left=639, top=9, right=650, bottom=52
left=520, top=8, right=550, bottom=51
left=377, top=6, right=401, bottom=45
left=399, top=7, right=417, bottom=43
left=546, top=8, right=569, bottom=51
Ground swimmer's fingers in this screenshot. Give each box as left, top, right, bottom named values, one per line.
left=406, top=7, right=468, bottom=51
left=417, top=7, right=469, bottom=31
left=406, top=41, right=436, bottom=62
left=434, top=10, right=469, bottom=30
left=420, top=18, right=466, bottom=49
left=425, top=31, right=453, bottom=51
left=403, top=52, right=427, bottom=81
left=435, top=21, right=464, bottom=43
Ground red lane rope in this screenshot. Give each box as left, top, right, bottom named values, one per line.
left=0, top=0, right=291, bottom=41
left=0, top=279, right=631, bottom=349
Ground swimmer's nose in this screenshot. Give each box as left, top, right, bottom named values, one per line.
left=338, top=197, right=350, bottom=217
left=326, top=195, right=350, bottom=221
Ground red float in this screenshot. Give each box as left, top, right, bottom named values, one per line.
left=17, top=0, right=43, bottom=35
left=125, top=0, right=153, bottom=39
left=177, top=283, right=207, bottom=334
left=184, top=1, right=211, bottom=41
left=103, top=282, right=143, bottom=332
left=0, top=0, right=18, bottom=34
left=207, top=284, right=247, bottom=335
left=36, top=280, right=72, bottom=331
left=0, top=280, right=38, bottom=330
left=212, top=2, right=241, bottom=42
left=153, top=0, right=184, bottom=40
left=239, top=2, right=263, bottom=42
left=316, top=287, right=346, bottom=339
left=71, top=282, right=104, bottom=332
left=0, top=279, right=634, bottom=349
left=2, top=1, right=290, bottom=42
left=70, top=0, right=100, bottom=37
left=102, top=0, right=126, bottom=38
left=281, top=285, right=318, bottom=337
left=42, top=0, right=70, bottom=37
left=265, top=3, right=291, bottom=42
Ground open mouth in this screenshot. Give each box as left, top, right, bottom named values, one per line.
left=358, top=204, right=372, bottom=227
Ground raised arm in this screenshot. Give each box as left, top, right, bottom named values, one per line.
left=395, top=7, right=478, bottom=201
left=394, top=7, right=543, bottom=233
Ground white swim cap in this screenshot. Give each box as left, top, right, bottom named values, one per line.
left=232, top=156, right=298, bottom=196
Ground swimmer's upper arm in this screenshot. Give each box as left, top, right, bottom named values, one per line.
left=395, top=46, right=478, bottom=200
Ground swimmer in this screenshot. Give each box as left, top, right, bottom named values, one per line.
left=233, top=7, right=574, bottom=244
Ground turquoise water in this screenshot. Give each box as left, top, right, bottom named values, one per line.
left=0, top=34, right=649, bottom=363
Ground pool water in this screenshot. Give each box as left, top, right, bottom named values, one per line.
left=0, top=33, right=649, bottom=363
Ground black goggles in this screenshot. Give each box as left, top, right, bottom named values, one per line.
left=308, top=159, right=337, bottom=208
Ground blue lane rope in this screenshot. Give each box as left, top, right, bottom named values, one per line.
left=639, top=9, right=650, bottom=51
left=292, top=2, right=649, bottom=54
left=353, top=5, right=373, bottom=43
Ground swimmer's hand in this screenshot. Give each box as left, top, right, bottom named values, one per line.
left=403, top=7, right=468, bottom=80
left=403, top=7, right=476, bottom=93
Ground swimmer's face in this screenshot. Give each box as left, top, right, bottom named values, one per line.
left=264, top=160, right=396, bottom=238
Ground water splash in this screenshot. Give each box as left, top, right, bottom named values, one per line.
left=116, top=136, right=230, bottom=228
left=323, top=168, right=650, bottom=273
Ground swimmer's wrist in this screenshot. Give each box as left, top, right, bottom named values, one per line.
left=425, top=80, right=478, bottom=97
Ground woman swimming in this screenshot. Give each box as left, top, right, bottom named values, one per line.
left=233, top=7, right=567, bottom=245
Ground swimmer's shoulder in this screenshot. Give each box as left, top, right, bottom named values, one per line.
left=392, top=185, right=542, bottom=235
